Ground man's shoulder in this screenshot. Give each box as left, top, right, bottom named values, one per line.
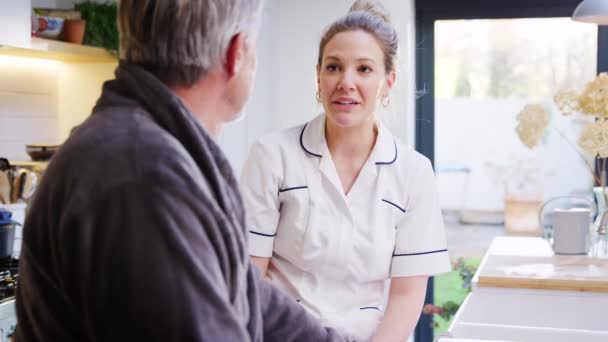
left=71, top=105, right=182, bottom=156
left=47, top=105, right=198, bottom=195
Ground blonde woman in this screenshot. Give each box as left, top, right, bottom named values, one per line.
left=241, top=1, right=450, bottom=340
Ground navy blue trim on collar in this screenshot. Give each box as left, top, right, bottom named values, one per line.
left=300, top=123, right=322, bottom=158
left=360, top=306, right=382, bottom=311
left=278, top=186, right=308, bottom=193
left=375, top=139, right=398, bottom=165
left=393, top=249, right=448, bottom=257
left=381, top=199, right=406, bottom=213
left=249, top=230, right=277, bottom=237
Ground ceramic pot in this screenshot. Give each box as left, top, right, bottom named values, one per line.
left=62, top=19, right=86, bottom=44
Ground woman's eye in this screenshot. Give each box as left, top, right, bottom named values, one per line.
left=326, top=64, right=338, bottom=72
left=359, top=66, right=372, bottom=73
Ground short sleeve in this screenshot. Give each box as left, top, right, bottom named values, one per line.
left=391, top=157, right=451, bottom=277
left=240, top=141, right=281, bottom=257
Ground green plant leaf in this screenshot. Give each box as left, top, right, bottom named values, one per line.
left=74, top=1, right=119, bottom=55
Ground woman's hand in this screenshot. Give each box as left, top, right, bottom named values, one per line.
left=251, top=256, right=271, bottom=279
left=371, top=275, right=429, bottom=342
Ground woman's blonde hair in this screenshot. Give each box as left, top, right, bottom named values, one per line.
left=119, top=0, right=264, bottom=86
left=317, top=0, right=398, bottom=74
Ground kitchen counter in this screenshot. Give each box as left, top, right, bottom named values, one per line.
left=473, top=237, right=608, bottom=292
left=446, top=236, right=608, bottom=342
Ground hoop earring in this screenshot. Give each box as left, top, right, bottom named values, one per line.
left=382, top=97, right=390, bottom=107
left=316, top=91, right=322, bottom=103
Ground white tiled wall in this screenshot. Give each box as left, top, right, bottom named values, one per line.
left=0, top=55, right=61, bottom=161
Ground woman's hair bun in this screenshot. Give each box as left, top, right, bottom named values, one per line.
left=349, top=0, right=391, bottom=24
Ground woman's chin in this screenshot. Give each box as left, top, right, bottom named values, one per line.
left=327, top=112, right=362, bottom=128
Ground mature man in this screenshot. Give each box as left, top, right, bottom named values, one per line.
left=14, top=1, right=344, bottom=341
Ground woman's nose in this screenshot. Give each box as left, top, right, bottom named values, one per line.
left=337, top=72, right=356, bottom=91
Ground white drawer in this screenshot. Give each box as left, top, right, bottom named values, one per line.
left=446, top=289, right=608, bottom=342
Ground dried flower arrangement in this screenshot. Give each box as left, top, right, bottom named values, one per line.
left=516, top=73, right=608, bottom=189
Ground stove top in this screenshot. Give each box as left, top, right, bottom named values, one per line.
left=0, top=258, right=18, bottom=303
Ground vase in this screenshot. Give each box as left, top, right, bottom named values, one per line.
left=504, top=195, right=543, bottom=236
left=61, top=19, right=86, bottom=44
left=592, top=187, right=608, bottom=257
left=592, top=187, right=607, bottom=228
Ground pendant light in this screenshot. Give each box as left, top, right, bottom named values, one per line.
left=572, top=0, right=608, bottom=25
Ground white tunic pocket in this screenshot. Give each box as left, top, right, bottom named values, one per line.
left=274, top=185, right=333, bottom=271
left=274, top=186, right=310, bottom=264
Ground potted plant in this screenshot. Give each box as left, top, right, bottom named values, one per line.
left=62, top=18, right=87, bottom=44
left=74, top=1, right=119, bottom=56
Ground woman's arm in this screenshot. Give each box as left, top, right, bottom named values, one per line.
left=251, top=256, right=270, bottom=278
left=371, top=275, right=429, bottom=342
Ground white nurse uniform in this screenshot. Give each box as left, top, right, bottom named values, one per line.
left=241, top=114, right=450, bottom=340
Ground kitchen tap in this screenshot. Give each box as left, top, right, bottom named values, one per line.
left=594, top=209, right=608, bottom=257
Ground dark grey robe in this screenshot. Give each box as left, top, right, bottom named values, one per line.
left=14, top=63, right=345, bottom=342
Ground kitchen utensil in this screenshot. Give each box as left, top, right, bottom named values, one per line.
left=477, top=254, right=608, bottom=292
left=10, top=170, right=25, bottom=204
left=0, top=158, right=9, bottom=172
left=0, top=172, right=10, bottom=205
left=26, top=144, right=60, bottom=161
left=552, top=208, right=592, bottom=255
left=20, top=171, right=38, bottom=201
left=10, top=169, right=36, bottom=203
left=539, top=196, right=595, bottom=255
left=0, top=210, right=16, bottom=259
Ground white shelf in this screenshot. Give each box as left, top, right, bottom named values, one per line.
left=0, top=37, right=117, bottom=63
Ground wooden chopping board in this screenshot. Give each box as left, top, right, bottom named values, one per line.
left=477, top=254, right=608, bottom=292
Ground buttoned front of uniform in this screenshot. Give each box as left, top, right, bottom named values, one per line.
left=241, top=114, right=450, bottom=340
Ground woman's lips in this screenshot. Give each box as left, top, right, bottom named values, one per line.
left=332, top=99, right=360, bottom=111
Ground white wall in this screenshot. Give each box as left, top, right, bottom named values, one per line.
left=57, top=62, right=116, bottom=139
left=219, top=0, right=417, bottom=174
left=0, top=0, right=31, bottom=48
left=0, top=56, right=61, bottom=160
left=31, top=0, right=55, bottom=8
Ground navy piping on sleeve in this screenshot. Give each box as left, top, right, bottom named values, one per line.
left=393, top=249, right=448, bottom=257
left=249, top=230, right=277, bottom=237
left=278, top=186, right=308, bottom=193
left=300, top=123, right=322, bottom=158
left=549, top=252, right=587, bottom=255
left=381, top=199, right=406, bottom=213
left=360, top=306, right=382, bottom=311
left=375, top=139, right=398, bottom=165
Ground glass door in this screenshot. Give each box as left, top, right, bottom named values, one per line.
left=432, top=17, right=597, bottom=336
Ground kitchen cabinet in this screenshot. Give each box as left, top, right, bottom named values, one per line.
left=442, top=237, right=608, bottom=342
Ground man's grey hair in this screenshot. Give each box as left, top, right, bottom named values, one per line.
left=119, top=0, right=264, bottom=86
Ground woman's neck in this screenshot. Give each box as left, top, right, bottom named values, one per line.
left=325, top=117, right=377, bottom=159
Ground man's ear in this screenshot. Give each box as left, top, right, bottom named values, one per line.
left=224, top=32, right=247, bottom=79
